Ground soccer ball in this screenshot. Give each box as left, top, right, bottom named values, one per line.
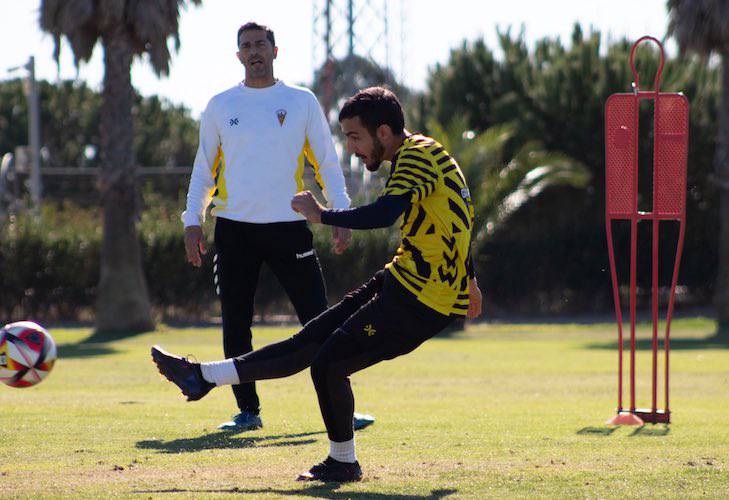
left=0, top=321, right=57, bottom=388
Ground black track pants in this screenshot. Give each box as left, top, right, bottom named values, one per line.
left=214, top=217, right=328, bottom=414
left=230, top=270, right=454, bottom=441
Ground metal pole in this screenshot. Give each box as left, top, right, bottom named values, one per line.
left=629, top=89, right=639, bottom=415
left=400, top=0, right=406, bottom=83
left=347, top=0, right=354, bottom=57
left=27, top=56, right=42, bottom=208
left=325, top=0, right=332, bottom=59
left=651, top=218, right=659, bottom=417
left=384, top=1, right=390, bottom=71
left=606, top=220, right=624, bottom=413
left=322, top=1, right=334, bottom=119
left=629, top=217, right=638, bottom=413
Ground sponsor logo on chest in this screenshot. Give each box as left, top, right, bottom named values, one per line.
left=277, top=109, right=287, bottom=126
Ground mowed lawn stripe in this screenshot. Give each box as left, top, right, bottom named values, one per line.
left=0, top=318, right=727, bottom=498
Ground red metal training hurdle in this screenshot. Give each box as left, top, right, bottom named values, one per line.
left=604, top=36, right=688, bottom=425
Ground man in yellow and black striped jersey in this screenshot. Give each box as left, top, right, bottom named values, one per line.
left=153, top=87, right=483, bottom=482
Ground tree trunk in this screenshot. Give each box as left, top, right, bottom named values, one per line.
left=95, top=25, right=154, bottom=333
left=715, top=53, right=729, bottom=338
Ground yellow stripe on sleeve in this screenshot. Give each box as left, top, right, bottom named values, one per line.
left=295, top=140, right=307, bottom=192
left=295, top=137, right=326, bottom=192
left=210, top=145, right=228, bottom=205
left=303, top=137, right=325, bottom=190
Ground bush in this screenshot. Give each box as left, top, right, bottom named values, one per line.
left=0, top=197, right=399, bottom=322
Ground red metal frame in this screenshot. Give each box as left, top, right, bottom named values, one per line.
left=604, top=36, right=688, bottom=426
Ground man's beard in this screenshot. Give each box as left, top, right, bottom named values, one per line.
left=247, top=60, right=269, bottom=78
left=364, top=138, right=386, bottom=172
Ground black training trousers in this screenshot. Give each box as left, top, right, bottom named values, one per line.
left=229, top=269, right=455, bottom=442
left=214, top=217, right=328, bottom=414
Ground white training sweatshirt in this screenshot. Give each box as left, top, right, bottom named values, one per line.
left=182, top=80, right=350, bottom=227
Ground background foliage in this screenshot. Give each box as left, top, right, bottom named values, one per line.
left=0, top=26, right=720, bottom=320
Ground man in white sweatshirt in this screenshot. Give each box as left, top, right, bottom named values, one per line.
left=182, top=21, right=373, bottom=432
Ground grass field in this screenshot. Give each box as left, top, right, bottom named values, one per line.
left=1, top=317, right=728, bottom=498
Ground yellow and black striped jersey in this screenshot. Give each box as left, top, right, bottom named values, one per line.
left=382, top=134, right=475, bottom=316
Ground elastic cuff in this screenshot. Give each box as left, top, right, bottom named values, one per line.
left=181, top=210, right=202, bottom=227
left=320, top=210, right=334, bottom=226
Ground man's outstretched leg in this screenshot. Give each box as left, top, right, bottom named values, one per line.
left=151, top=272, right=385, bottom=402
left=151, top=331, right=317, bottom=402
left=151, top=322, right=339, bottom=403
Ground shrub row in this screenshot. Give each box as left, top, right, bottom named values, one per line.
left=0, top=202, right=398, bottom=322
left=1, top=197, right=711, bottom=322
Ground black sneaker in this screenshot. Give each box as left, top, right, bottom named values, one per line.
left=297, top=457, right=363, bottom=482
left=151, top=345, right=215, bottom=401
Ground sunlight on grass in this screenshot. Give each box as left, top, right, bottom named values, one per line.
left=0, top=318, right=727, bottom=497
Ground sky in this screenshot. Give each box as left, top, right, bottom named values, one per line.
left=0, top=0, right=672, bottom=117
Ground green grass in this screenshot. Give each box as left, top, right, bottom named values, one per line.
left=1, top=318, right=727, bottom=498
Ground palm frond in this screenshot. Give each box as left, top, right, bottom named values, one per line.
left=39, top=0, right=63, bottom=33
left=428, top=117, right=514, bottom=177
left=423, top=117, right=590, bottom=240
left=97, top=0, right=125, bottom=30
left=40, top=0, right=202, bottom=75
left=66, top=24, right=99, bottom=66
left=667, top=0, right=729, bottom=56
left=480, top=144, right=591, bottom=237
left=425, top=118, right=452, bottom=153
left=40, top=0, right=97, bottom=67
left=58, top=0, right=94, bottom=33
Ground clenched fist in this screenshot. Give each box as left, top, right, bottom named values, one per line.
left=291, top=191, right=325, bottom=223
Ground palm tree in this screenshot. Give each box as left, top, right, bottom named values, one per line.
left=40, top=0, right=201, bottom=333
left=668, top=0, right=729, bottom=337
left=312, top=54, right=406, bottom=120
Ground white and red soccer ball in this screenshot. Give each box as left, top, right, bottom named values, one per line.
left=0, top=321, right=57, bottom=388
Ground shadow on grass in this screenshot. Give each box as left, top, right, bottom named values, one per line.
left=57, top=342, right=118, bottom=358
left=57, top=327, right=156, bottom=359
left=576, top=426, right=619, bottom=436
left=132, top=485, right=458, bottom=499
left=136, top=430, right=326, bottom=454
left=81, top=326, right=155, bottom=343
left=586, top=334, right=729, bottom=351
left=631, top=424, right=670, bottom=437
left=576, top=425, right=670, bottom=437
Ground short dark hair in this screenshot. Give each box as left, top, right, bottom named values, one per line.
left=338, top=87, right=405, bottom=135
left=237, top=22, right=275, bottom=48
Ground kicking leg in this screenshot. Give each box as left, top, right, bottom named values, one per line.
left=151, top=271, right=386, bottom=400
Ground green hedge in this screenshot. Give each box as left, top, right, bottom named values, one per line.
left=0, top=200, right=399, bottom=322
left=0, top=194, right=710, bottom=322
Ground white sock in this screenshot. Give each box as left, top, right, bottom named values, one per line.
left=329, top=437, right=356, bottom=463
left=200, top=359, right=240, bottom=386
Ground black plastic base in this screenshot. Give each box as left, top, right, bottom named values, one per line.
left=633, top=409, right=670, bottom=424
